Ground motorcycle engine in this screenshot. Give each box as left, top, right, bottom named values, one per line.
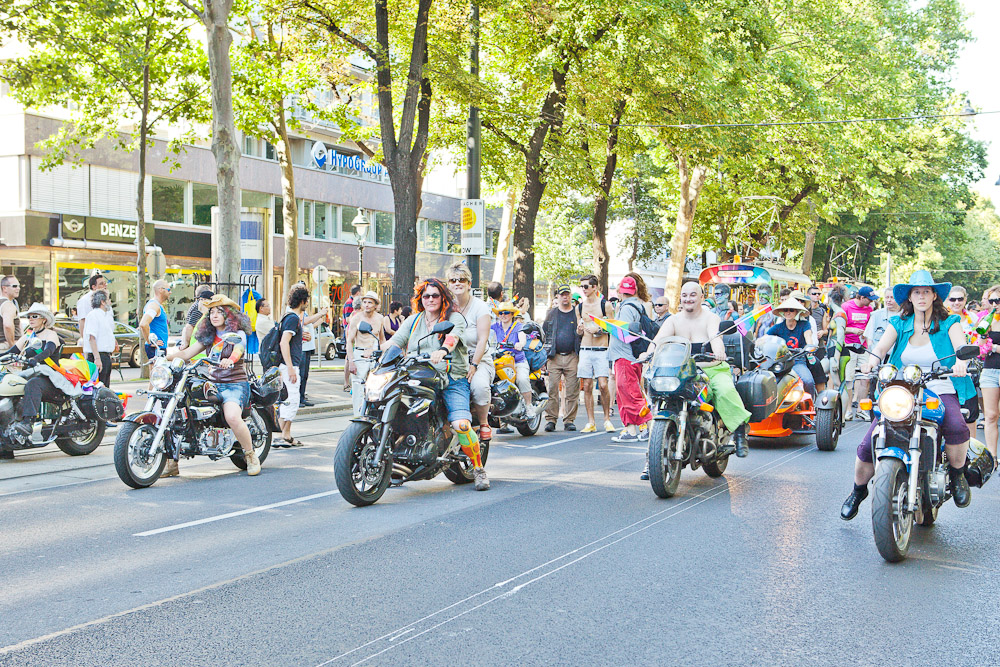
left=0, top=398, right=14, bottom=427
left=196, top=427, right=237, bottom=459
left=490, top=379, right=520, bottom=417
left=390, top=408, right=436, bottom=465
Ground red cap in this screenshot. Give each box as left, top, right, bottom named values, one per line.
left=618, top=276, right=637, bottom=295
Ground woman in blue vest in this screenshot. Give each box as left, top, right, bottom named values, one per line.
left=841, top=271, right=975, bottom=520
left=139, top=279, right=171, bottom=360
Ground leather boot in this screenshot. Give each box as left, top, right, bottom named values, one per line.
left=841, top=483, right=868, bottom=521
left=950, top=465, right=971, bottom=508
left=734, top=424, right=749, bottom=458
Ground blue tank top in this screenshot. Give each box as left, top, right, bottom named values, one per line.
left=146, top=299, right=168, bottom=349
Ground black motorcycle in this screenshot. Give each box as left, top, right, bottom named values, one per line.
left=335, top=320, right=487, bottom=507
left=113, top=337, right=279, bottom=488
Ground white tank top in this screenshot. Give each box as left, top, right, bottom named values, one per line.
left=900, top=342, right=954, bottom=395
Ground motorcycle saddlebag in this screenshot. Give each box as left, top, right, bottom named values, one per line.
left=736, top=369, right=778, bottom=422
left=79, top=387, right=126, bottom=422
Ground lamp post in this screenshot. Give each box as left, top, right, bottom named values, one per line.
left=352, top=209, right=371, bottom=291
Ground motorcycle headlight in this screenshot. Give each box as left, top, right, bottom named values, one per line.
left=878, top=385, right=915, bottom=422
left=650, top=376, right=681, bottom=393
left=877, top=364, right=898, bottom=383
left=365, top=372, right=392, bottom=401
left=150, top=363, right=173, bottom=390
left=902, top=365, right=922, bottom=383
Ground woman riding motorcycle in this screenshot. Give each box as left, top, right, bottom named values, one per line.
left=765, top=296, right=820, bottom=398
left=384, top=277, right=489, bottom=491
left=841, top=271, right=975, bottom=520
left=6, top=304, right=64, bottom=443
left=491, top=302, right=538, bottom=418
left=167, top=295, right=262, bottom=477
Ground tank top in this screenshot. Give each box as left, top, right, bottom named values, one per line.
left=0, top=297, right=21, bottom=345
left=986, top=331, right=1000, bottom=370
left=145, top=299, right=169, bottom=350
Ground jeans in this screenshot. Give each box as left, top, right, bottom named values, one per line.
left=442, top=377, right=473, bottom=423
left=18, top=376, right=62, bottom=419
left=215, top=381, right=250, bottom=408
left=279, top=364, right=300, bottom=422
left=299, top=350, right=312, bottom=401
left=792, top=361, right=816, bottom=398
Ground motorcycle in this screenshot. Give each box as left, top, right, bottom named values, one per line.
left=335, top=320, right=487, bottom=507
left=813, top=343, right=866, bottom=451
left=0, top=347, right=124, bottom=457
left=644, top=336, right=736, bottom=498
left=863, top=344, right=979, bottom=562
left=113, top=336, right=278, bottom=488
left=487, top=341, right=548, bottom=436
left=739, top=336, right=817, bottom=445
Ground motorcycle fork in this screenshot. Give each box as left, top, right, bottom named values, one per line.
left=151, top=371, right=188, bottom=457
left=675, top=405, right=689, bottom=461
left=906, top=390, right=924, bottom=513
left=373, top=396, right=399, bottom=462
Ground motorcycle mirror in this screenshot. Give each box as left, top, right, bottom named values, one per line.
left=431, top=321, right=455, bottom=335
left=718, top=321, right=737, bottom=336
left=957, top=345, right=979, bottom=361
left=358, top=321, right=373, bottom=334
left=221, top=332, right=243, bottom=346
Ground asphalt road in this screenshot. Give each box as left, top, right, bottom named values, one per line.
left=3, top=417, right=1000, bottom=666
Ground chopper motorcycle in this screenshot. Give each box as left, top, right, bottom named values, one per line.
left=335, top=320, right=487, bottom=507
left=113, top=337, right=278, bottom=488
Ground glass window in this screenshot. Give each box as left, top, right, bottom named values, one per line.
left=424, top=219, right=444, bottom=252
left=192, top=183, right=217, bottom=227
left=375, top=211, right=393, bottom=246
left=274, top=196, right=283, bottom=235
left=445, top=222, right=461, bottom=254
left=151, top=177, right=185, bottom=224
left=302, top=200, right=313, bottom=237
left=341, top=206, right=359, bottom=238
left=243, top=135, right=257, bottom=157
left=315, top=203, right=329, bottom=239
left=265, top=141, right=276, bottom=160
left=242, top=191, right=270, bottom=209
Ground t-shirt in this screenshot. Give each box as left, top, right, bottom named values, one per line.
left=545, top=308, right=579, bottom=355
left=609, top=298, right=643, bottom=363
left=83, top=306, right=116, bottom=353
left=185, top=302, right=203, bottom=327
left=841, top=300, right=872, bottom=346
left=459, top=297, right=493, bottom=362
left=387, top=311, right=468, bottom=380
left=492, top=320, right=526, bottom=363
left=77, top=291, right=114, bottom=354
left=207, top=330, right=248, bottom=383
left=278, top=312, right=303, bottom=367
left=767, top=320, right=812, bottom=350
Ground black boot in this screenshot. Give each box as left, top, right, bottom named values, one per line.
left=841, top=483, right=869, bottom=521
left=950, top=465, right=971, bottom=508
left=734, top=424, right=749, bottom=458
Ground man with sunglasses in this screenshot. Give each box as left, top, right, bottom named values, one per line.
left=576, top=275, right=614, bottom=433
left=0, top=275, right=22, bottom=352
left=139, top=279, right=171, bottom=361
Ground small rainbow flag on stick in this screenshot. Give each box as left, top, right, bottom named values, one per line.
left=589, top=315, right=652, bottom=343
left=734, top=304, right=773, bottom=336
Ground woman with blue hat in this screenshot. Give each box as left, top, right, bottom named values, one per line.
left=841, top=270, right=976, bottom=520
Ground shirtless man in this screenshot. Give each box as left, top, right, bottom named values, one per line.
left=575, top=274, right=615, bottom=432
left=643, top=281, right=752, bottom=457
left=346, top=291, right=385, bottom=416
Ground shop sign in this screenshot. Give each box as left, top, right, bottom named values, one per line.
left=59, top=216, right=154, bottom=244
left=239, top=211, right=265, bottom=276
left=460, top=199, right=485, bottom=255
left=311, top=141, right=384, bottom=177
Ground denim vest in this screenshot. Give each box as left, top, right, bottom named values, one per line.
left=887, top=314, right=975, bottom=403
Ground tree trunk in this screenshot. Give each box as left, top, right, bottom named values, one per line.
left=201, top=0, right=241, bottom=298
left=800, top=198, right=819, bottom=276
left=275, top=103, right=299, bottom=297
left=137, top=62, right=151, bottom=379
left=591, top=98, right=625, bottom=295
left=390, top=179, right=420, bottom=303
left=664, top=154, right=709, bottom=310
left=491, top=188, right=517, bottom=284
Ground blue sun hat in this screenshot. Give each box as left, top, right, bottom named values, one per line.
left=892, top=270, right=951, bottom=306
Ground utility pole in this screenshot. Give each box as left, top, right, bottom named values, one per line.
left=466, top=0, right=481, bottom=289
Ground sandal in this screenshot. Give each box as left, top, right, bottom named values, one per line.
left=283, top=438, right=305, bottom=447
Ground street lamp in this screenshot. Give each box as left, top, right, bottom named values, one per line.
left=352, top=209, right=371, bottom=290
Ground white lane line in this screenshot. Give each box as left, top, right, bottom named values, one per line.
left=526, top=432, right=604, bottom=449
left=134, top=490, right=340, bottom=537
left=316, top=446, right=814, bottom=667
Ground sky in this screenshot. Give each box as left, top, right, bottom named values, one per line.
left=955, top=0, right=1000, bottom=204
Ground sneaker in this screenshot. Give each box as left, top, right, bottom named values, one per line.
left=638, top=426, right=649, bottom=441
left=604, top=420, right=616, bottom=433
left=473, top=467, right=490, bottom=491
left=162, top=459, right=180, bottom=478
left=544, top=422, right=556, bottom=433
left=564, top=423, right=576, bottom=431
left=246, top=451, right=261, bottom=476
left=581, top=422, right=597, bottom=433
left=613, top=432, right=640, bottom=443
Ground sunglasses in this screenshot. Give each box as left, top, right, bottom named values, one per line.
left=989, top=298, right=1000, bottom=305
left=947, top=297, right=965, bottom=302
left=579, top=284, right=593, bottom=289
left=27, top=313, right=44, bottom=319
left=653, top=303, right=668, bottom=308
left=421, top=293, right=441, bottom=300
left=448, top=278, right=467, bottom=284
left=808, top=292, right=819, bottom=297
left=498, top=311, right=514, bottom=315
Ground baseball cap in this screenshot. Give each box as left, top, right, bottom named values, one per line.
left=556, top=284, right=571, bottom=294
left=858, top=286, right=877, bottom=300
left=618, top=276, right=637, bottom=295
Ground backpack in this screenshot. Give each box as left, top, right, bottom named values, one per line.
left=622, top=302, right=660, bottom=359
left=259, top=313, right=298, bottom=371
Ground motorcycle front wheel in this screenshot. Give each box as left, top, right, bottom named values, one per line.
left=231, top=408, right=272, bottom=470
left=113, top=421, right=165, bottom=489
left=335, top=422, right=391, bottom=506
left=56, top=419, right=106, bottom=456
left=872, top=458, right=913, bottom=562
left=648, top=419, right=682, bottom=498
left=814, top=404, right=841, bottom=452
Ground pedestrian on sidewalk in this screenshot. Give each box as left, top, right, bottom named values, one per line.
left=346, top=291, right=384, bottom=415
left=611, top=275, right=652, bottom=443
left=138, top=280, right=171, bottom=361
left=342, top=285, right=361, bottom=392
left=382, top=301, right=403, bottom=340
left=84, top=291, right=116, bottom=388
left=76, top=272, right=110, bottom=353
left=576, top=274, right=615, bottom=433
left=542, top=284, right=580, bottom=432
left=277, top=285, right=308, bottom=447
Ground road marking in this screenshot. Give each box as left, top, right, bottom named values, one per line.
left=526, top=432, right=604, bottom=449
left=134, top=490, right=340, bottom=536
left=316, top=446, right=815, bottom=667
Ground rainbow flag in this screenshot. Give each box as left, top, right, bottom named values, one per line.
left=589, top=315, right=640, bottom=343
left=735, top=304, right=773, bottom=336
left=697, top=385, right=709, bottom=404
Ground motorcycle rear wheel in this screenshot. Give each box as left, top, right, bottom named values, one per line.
left=335, top=422, right=391, bottom=506
left=444, top=438, right=491, bottom=484
left=648, top=419, right=682, bottom=498
left=56, top=419, right=106, bottom=456
left=113, top=421, right=164, bottom=489
left=231, top=409, right=272, bottom=470
left=516, top=398, right=544, bottom=436
left=872, top=458, right=913, bottom=562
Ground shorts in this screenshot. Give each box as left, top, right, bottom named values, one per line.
left=981, top=367, right=1000, bottom=389
left=470, top=360, right=495, bottom=406
left=578, top=348, right=610, bottom=379
left=442, top=377, right=473, bottom=423
left=215, top=381, right=250, bottom=408
left=843, top=349, right=861, bottom=382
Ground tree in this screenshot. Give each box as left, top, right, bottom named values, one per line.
left=532, top=204, right=593, bottom=287
left=1, top=0, right=209, bottom=372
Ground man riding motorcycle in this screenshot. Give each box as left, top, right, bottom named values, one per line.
left=5, top=304, right=64, bottom=444
left=642, top=282, right=752, bottom=457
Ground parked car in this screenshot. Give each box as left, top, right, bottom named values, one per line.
left=53, top=318, right=143, bottom=367
left=316, top=322, right=346, bottom=360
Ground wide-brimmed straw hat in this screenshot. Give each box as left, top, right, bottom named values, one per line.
left=19, top=303, right=55, bottom=328
left=201, top=295, right=240, bottom=311
left=773, top=297, right=808, bottom=315
left=492, top=301, right=519, bottom=316
left=892, top=270, right=950, bottom=305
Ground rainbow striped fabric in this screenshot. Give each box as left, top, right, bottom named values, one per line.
left=735, top=304, right=773, bottom=336
left=589, top=315, right=640, bottom=343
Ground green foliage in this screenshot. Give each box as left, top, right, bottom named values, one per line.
left=532, top=204, right=594, bottom=284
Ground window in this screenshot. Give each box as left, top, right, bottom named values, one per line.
left=192, top=183, right=217, bottom=226
left=242, top=191, right=270, bottom=209
left=315, top=203, right=329, bottom=239
left=274, top=197, right=283, bottom=234
left=243, top=135, right=257, bottom=157
left=298, top=200, right=313, bottom=237
left=423, top=219, right=444, bottom=252
left=445, top=222, right=461, bottom=254
left=151, top=176, right=185, bottom=224
left=341, top=206, right=359, bottom=239
left=265, top=141, right=276, bottom=161
left=375, top=211, right=393, bottom=245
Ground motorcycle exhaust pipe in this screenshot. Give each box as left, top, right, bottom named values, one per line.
left=391, top=462, right=413, bottom=483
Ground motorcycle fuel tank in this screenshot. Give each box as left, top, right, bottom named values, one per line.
left=736, top=370, right=778, bottom=421
left=0, top=373, right=27, bottom=397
